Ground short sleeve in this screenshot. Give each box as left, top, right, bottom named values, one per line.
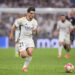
left=14, top=19, right=21, bottom=27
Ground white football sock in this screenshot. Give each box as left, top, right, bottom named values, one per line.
left=23, top=56, right=32, bottom=68
left=58, top=46, right=62, bottom=56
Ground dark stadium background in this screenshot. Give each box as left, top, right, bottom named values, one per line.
left=0, top=0, right=75, bottom=48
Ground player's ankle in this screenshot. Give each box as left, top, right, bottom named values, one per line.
left=22, top=67, right=28, bottom=72
left=57, top=55, right=61, bottom=58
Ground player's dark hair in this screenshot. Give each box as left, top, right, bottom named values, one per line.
left=61, top=14, right=65, bottom=16
left=27, top=7, right=35, bottom=13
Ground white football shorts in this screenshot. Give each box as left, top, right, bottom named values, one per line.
left=59, top=33, right=70, bottom=44
left=18, top=38, right=35, bottom=51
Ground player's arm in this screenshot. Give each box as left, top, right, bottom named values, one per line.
left=73, top=22, right=75, bottom=29
left=55, top=28, right=59, bottom=32
left=69, top=22, right=74, bottom=33
left=10, top=19, right=20, bottom=40
left=10, top=24, right=16, bottom=40
left=33, top=20, right=38, bottom=35
left=53, top=28, right=59, bottom=36
left=70, top=27, right=73, bottom=33
left=53, top=22, right=59, bottom=36
left=55, top=21, right=59, bottom=32
left=67, top=27, right=73, bottom=34
left=73, top=18, right=75, bottom=29
left=72, top=23, right=75, bottom=29
left=73, top=26, right=75, bottom=29
left=34, top=28, right=38, bottom=35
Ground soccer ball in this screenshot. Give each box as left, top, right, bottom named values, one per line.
left=64, top=63, right=74, bottom=73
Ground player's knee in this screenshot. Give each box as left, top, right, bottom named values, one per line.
left=59, top=43, right=62, bottom=46
left=67, top=45, right=70, bottom=48
left=28, top=52, right=32, bottom=56
left=19, top=52, right=26, bottom=58
left=21, top=54, right=26, bottom=58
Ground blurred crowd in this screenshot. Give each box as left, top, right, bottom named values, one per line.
left=0, top=0, right=75, bottom=38
left=0, top=0, right=75, bottom=8
left=0, top=12, right=69, bottom=38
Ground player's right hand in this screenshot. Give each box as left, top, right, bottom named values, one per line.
left=10, top=34, right=13, bottom=40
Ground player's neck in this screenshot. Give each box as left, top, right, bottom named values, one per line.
left=26, top=15, right=32, bottom=21
left=61, top=20, right=66, bottom=23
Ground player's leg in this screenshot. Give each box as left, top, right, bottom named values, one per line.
left=27, top=47, right=34, bottom=56
left=67, top=33, right=75, bottom=52
left=65, top=44, right=70, bottom=59
left=15, top=42, right=19, bottom=57
left=58, top=41, right=63, bottom=58
left=65, top=34, right=71, bottom=58
left=70, top=33, right=74, bottom=44
left=19, top=50, right=28, bottom=72
left=22, top=39, right=34, bottom=72
left=15, top=30, right=20, bottom=57
left=63, top=44, right=67, bottom=50
left=22, top=47, right=34, bottom=71
left=63, top=34, right=71, bottom=50
left=18, top=41, right=29, bottom=72
left=58, top=34, right=64, bottom=58
left=19, top=50, right=27, bottom=58
left=18, top=41, right=27, bottom=58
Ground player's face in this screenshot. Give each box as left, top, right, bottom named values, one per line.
left=69, top=10, right=74, bottom=17
left=28, top=11, right=35, bottom=19
left=61, top=16, right=66, bottom=22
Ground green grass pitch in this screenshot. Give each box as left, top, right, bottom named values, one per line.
left=0, top=48, right=75, bottom=75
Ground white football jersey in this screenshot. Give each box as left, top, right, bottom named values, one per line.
left=14, top=20, right=20, bottom=42
left=14, top=17, right=38, bottom=40
left=15, top=29, right=20, bottom=42
left=57, top=20, right=73, bottom=35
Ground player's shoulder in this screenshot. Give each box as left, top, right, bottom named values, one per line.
left=32, top=18, right=37, bottom=22
left=32, top=18, right=38, bottom=25
left=16, top=17, right=26, bottom=21
left=66, top=20, right=71, bottom=24
left=57, top=20, right=61, bottom=23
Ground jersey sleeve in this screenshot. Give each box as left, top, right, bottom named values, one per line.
left=14, top=19, right=22, bottom=27
left=33, top=20, right=38, bottom=30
